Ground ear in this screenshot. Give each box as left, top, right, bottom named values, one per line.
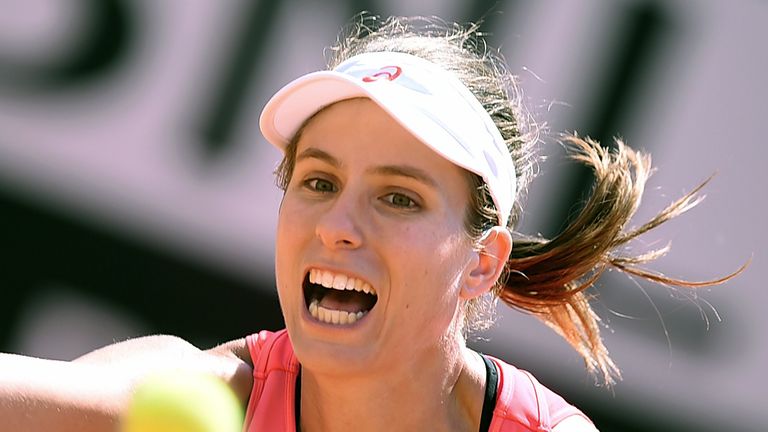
left=460, top=227, right=513, bottom=300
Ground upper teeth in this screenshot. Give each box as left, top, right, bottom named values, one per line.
left=309, top=269, right=376, bottom=296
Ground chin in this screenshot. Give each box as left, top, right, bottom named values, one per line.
left=289, top=330, right=382, bottom=377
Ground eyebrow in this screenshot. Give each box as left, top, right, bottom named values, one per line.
left=369, top=165, right=438, bottom=188
left=295, top=146, right=438, bottom=189
left=296, top=147, right=340, bottom=167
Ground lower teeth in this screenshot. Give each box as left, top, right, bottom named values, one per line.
left=309, top=299, right=367, bottom=325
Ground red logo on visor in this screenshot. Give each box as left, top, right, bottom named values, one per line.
left=362, top=65, right=402, bottom=82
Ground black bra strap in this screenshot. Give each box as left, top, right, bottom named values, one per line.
left=295, top=367, right=302, bottom=431
left=479, top=354, right=499, bottom=432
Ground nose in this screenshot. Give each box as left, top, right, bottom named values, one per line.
left=315, top=193, right=364, bottom=250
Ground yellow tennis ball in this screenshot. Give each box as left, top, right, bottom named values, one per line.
left=122, top=372, right=244, bottom=432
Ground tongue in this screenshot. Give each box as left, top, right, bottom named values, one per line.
left=318, top=290, right=375, bottom=313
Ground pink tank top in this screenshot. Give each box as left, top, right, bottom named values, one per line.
left=243, top=330, right=591, bottom=432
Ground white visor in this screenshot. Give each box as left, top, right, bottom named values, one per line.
left=259, top=51, right=516, bottom=227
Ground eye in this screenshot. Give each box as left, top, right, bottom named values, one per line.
left=381, top=192, right=419, bottom=209
left=304, top=178, right=337, bottom=193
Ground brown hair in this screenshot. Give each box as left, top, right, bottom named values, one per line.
left=274, top=14, right=744, bottom=386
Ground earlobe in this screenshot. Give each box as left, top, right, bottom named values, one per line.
left=460, top=227, right=513, bottom=300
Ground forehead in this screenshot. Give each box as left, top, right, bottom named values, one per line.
left=296, top=98, right=440, bottom=163
left=298, top=98, right=408, bottom=146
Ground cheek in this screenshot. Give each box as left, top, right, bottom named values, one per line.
left=389, top=228, right=466, bottom=306
left=276, top=196, right=308, bottom=247
left=274, top=212, right=293, bottom=262
left=274, top=198, right=309, bottom=290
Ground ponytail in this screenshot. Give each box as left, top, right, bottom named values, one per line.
left=496, top=135, right=745, bottom=385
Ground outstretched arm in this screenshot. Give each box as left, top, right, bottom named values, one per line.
left=0, top=335, right=252, bottom=432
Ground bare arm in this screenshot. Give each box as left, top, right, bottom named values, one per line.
left=0, top=335, right=252, bottom=432
left=0, top=353, right=123, bottom=432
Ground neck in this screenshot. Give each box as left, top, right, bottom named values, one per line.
left=298, top=336, right=486, bottom=432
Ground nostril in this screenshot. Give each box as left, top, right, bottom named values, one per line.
left=315, top=222, right=363, bottom=249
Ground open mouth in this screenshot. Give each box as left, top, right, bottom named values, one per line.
left=303, top=269, right=378, bottom=325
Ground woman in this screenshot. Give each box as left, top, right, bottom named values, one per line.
left=0, top=15, right=740, bottom=432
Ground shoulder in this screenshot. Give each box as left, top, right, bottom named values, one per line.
left=205, top=337, right=255, bottom=403
left=208, top=336, right=251, bottom=366
left=224, top=330, right=294, bottom=367
left=210, top=329, right=292, bottom=357
left=489, top=357, right=595, bottom=431
left=207, top=330, right=294, bottom=397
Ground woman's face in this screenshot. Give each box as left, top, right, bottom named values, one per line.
left=275, top=98, right=481, bottom=374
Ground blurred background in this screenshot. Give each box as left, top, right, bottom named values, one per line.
left=0, top=0, right=764, bottom=430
